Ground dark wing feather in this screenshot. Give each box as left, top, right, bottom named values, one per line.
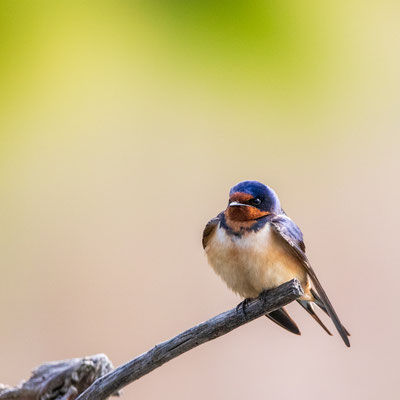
left=311, top=288, right=350, bottom=336
left=202, top=214, right=221, bottom=249
left=297, top=299, right=332, bottom=335
left=270, top=215, right=350, bottom=347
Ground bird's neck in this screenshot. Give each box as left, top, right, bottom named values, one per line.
left=221, top=211, right=272, bottom=237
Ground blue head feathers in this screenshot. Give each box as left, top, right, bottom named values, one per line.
left=229, top=180, right=281, bottom=214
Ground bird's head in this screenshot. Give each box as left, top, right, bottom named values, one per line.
left=226, top=181, right=281, bottom=222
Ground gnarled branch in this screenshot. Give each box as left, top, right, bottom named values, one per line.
left=0, top=280, right=303, bottom=400
left=77, top=279, right=303, bottom=400
left=0, top=354, right=116, bottom=400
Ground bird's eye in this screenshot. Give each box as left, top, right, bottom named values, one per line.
left=251, top=198, right=261, bottom=206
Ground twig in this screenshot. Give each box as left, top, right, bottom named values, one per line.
left=77, top=279, right=303, bottom=400
left=0, top=354, right=116, bottom=400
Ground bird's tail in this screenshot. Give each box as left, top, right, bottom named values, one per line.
left=311, top=289, right=351, bottom=337
left=297, top=299, right=332, bottom=335
left=266, top=307, right=301, bottom=335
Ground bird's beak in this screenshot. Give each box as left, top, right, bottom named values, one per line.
left=229, top=201, right=250, bottom=207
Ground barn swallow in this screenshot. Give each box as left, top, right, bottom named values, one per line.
left=203, top=181, right=350, bottom=347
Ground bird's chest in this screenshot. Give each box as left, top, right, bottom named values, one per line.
left=205, top=224, right=303, bottom=298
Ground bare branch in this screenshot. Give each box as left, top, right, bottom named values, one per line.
left=77, top=279, right=303, bottom=400
left=0, top=354, right=116, bottom=400
left=0, top=280, right=302, bottom=400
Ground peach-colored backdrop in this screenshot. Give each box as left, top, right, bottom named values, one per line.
left=1, top=2, right=399, bottom=399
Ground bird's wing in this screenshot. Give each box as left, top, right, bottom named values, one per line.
left=202, top=214, right=222, bottom=249
left=269, top=214, right=350, bottom=347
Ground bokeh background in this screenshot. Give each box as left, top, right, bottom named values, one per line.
left=1, top=1, right=399, bottom=399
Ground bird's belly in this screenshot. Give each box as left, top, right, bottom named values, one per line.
left=205, top=224, right=308, bottom=298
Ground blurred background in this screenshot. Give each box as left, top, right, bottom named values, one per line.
left=1, top=1, right=399, bottom=399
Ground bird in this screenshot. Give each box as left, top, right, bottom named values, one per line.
left=202, top=180, right=350, bottom=347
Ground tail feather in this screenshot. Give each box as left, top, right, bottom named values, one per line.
left=311, top=289, right=351, bottom=337
left=297, top=299, right=332, bottom=336
left=305, top=269, right=350, bottom=347
left=266, top=307, right=301, bottom=335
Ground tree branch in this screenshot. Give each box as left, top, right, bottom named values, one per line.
left=77, top=279, right=303, bottom=400
left=0, top=354, right=117, bottom=400
left=0, top=280, right=302, bottom=400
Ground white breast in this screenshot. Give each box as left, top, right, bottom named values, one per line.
left=205, top=223, right=308, bottom=298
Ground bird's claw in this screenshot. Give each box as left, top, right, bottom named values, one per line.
left=259, top=288, right=272, bottom=305
left=236, top=298, right=251, bottom=320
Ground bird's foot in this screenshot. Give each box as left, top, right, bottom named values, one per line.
left=259, top=288, right=272, bottom=304
left=236, top=298, right=251, bottom=320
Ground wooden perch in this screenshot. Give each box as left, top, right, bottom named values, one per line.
left=77, top=279, right=303, bottom=400
left=0, top=279, right=303, bottom=400
left=0, top=354, right=116, bottom=400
